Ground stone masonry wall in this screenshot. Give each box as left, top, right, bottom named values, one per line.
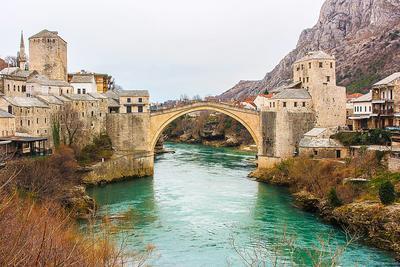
left=83, top=152, right=153, bottom=185
left=106, top=113, right=151, bottom=152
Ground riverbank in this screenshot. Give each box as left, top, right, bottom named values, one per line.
left=85, top=142, right=397, bottom=266
left=250, top=157, right=400, bottom=261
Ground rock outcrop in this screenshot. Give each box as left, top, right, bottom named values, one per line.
left=220, top=0, right=400, bottom=100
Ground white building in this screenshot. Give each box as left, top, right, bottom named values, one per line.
left=27, top=74, right=73, bottom=96
left=349, top=91, right=372, bottom=130
left=69, top=74, right=97, bottom=94
left=254, top=94, right=273, bottom=110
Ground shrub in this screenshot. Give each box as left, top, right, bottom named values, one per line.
left=77, top=134, right=113, bottom=165
left=379, top=181, right=396, bottom=205
left=328, top=188, right=343, bottom=207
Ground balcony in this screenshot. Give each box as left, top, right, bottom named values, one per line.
left=373, top=108, right=394, bottom=116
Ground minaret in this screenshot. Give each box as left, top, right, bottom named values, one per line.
left=17, top=31, right=28, bottom=70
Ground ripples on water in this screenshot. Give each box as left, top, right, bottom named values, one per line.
left=86, top=143, right=398, bottom=266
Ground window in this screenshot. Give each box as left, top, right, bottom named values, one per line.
left=37, top=118, right=39, bottom=124
left=20, top=120, right=22, bottom=126
left=330, top=62, right=333, bottom=68
left=364, top=106, right=367, bottom=112
left=314, top=150, right=318, bottom=156
left=273, top=102, right=275, bottom=108
left=139, top=98, right=143, bottom=103
left=126, top=106, right=132, bottom=113
left=7, top=106, right=12, bottom=114
left=37, top=130, right=39, bottom=134
left=326, top=76, right=331, bottom=82
left=301, top=64, right=304, bottom=70
left=303, top=78, right=305, bottom=83
left=302, top=102, right=306, bottom=107
left=28, top=120, right=30, bottom=126
left=369, top=106, right=371, bottom=112
left=7, top=84, right=10, bottom=91
left=294, top=102, right=298, bottom=107
left=82, top=89, right=86, bottom=94
left=309, top=63, right=311, bottom=69
left=390, top=90, right=393, bottom=100
left=283, top=102, right=287, bottom=107
left=22, top=85, right=26, bottom=92
left=127, top=98, right=131, bottom=103
left=299, top=77, right=301, bottom=81
left=91, top=111, right=94, bottom=117
left=45, top=118, right=47, bottom=124
left=383, top=92, right=385, bottom=99
left=77, top=88, right=81, bottom=94
left=319, top=62, right=323, bottom=68
left=82, top=112, right=85, bottom=117
left=17, top=86, right=20, bottom=92
left=13, top=85, right=16, bottom=91
left=306, top=77, right=309, bottom=83
left=138, top=106, right=143, bottom=113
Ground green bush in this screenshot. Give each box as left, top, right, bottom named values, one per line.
left=332, top=129, right=391, bottom=146
left=379, top=181, right=396, bottom=205
left=77, top=134, right=113, bottom=165
left=328, top=188, right=343, bottom=207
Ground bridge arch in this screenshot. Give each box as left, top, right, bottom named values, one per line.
left=149, top=102, right=261, bottom=153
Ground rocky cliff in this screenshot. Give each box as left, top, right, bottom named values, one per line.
left=220, top=0, right=400, bottom=100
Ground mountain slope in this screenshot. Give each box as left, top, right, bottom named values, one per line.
left=220, top=0, right=400, bottom=100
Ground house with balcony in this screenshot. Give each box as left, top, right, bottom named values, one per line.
left=371, top=73, right=400, bottom=128
left=349, top=91, right=373, bottom=130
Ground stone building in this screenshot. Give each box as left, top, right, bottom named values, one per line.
left=68, top=72, right=97, bottom=94
left=29, top=30, right=68, bottom=81
left=0, top=109, right=16, bottom=137
left=292, top=51, right=346, bottom=128
left=105, top=90, right=150, bottom=113
left=0, top=96, right=51, bottom=138
left=0, top=67, right=33, bottom=97
left=68, top=71, right=112, bottom=93
left=299, top=128, right=347, bottom=159
left=27, top=73, right=73, bottom=96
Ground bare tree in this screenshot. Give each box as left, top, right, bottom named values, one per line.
left=4, top=56, right=17, bottom=67
left=57, top=104, right=85, bottom=146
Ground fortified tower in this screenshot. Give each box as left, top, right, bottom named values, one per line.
left=29, top=30, right=67, bottom=81
left=17, top=31, right=28, bottom=70
left=293, top=51, right=346, bottom=128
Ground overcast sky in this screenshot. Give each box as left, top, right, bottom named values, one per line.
left=1, top=0, right=325, bottom=102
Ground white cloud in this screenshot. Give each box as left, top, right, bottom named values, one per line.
left=1, top=0, right=325, bottom=101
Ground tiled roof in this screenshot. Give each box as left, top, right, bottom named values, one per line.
left=28, top=74, right=71, bottom=87
left=373, top=73, right=400, bottom=86
left=104, top=90, right=119, bottom=100
left=88, top=92, right=107, bottom=99
left=295, top=51, right=335, bottom=63
left=36, top=95, right=64, bottom=105
left=352, top=91, right=372, bottom=103
left=70, top=74, right=95, bottom=83
left=30, top=29, right=58, bottom=39
left=107, top=98, right=120, bottom=108
left=271, top=88, right=311, bottom=100
left=3, top=96, right=49, bottom=108
left=63, top=94, right=96, bottom=101
left=299, top=137, right=343, bottom=148
left=347, top=93, right=363, bottom=100
left=118, top=90, right=149, bottom=97
left=0, top=108, right=14, bottom=118
left=0, top=67, right=34, bottom=78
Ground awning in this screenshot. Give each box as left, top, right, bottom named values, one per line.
left=349, top=115, right=371, bottom=120
left=0, top=136, right=47, bottom=142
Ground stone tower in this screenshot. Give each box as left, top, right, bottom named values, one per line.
left=17, top=31, right=28, bottom=70
left=292, top=51, right=346, bottom=128
left=29, top=29, right=67, bottom=81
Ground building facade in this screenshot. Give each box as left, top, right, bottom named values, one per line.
left=29, top=30, right=68, bottom=81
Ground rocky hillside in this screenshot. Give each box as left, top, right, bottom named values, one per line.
left=220, top=0, right=400, bottom=100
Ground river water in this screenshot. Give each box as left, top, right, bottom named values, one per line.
left=86, top=143, right=398, bottom=266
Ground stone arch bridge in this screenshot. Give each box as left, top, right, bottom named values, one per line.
left=104, top=101, right=315, bottom=178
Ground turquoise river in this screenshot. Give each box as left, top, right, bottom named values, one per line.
left=86, top=143, right=398, bottom=266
